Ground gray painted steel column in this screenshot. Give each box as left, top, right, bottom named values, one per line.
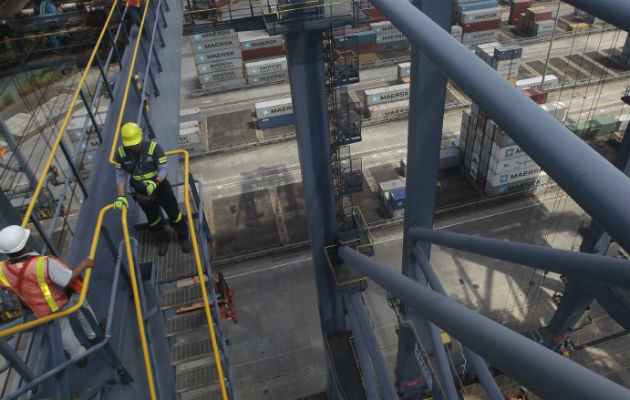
left=408, top=227, right=630, bottom=289
left=369, top=0, right=630, bottom=252
left=562, top=0, right=629, bottom=31
left=0, top=116, right=40, bottom=192
left=285, top=31, right=345, bottom=333
left=338, top=245, right=630, bottom=400
left=344, top=294, right=383, bottom=400
left=412, top=244, right=504, bottom=400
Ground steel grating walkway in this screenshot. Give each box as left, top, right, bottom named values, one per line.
left=166, top=309, right=211, bottom=336
left=160, top=284, right=211, bottom=310
left=177, top=365, right=220, bottom=393
left=136, top=226, right=204, bottom=283
left=171, top=337, right=214, bottom=365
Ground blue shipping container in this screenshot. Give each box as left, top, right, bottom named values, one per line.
left=257, top=113, right=295, bottom=129
left=456, top=0, right=498, bottom=14
left=389, top=188, right=406, bottom=210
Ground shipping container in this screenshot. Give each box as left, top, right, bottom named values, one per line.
left=255, top=97, right=293, bottom=119
left=462, top=19, right=501, bottom=33
left=376, top=40, right=409, bottom=53
left=459, top=7, right=502, bottom=24
left=486, top=165, right=542, bottom=187
left=541, top=101, right=568, bottom=122
left=180, top=107, right=201, bottom=122
left=451, top=25, right=463, bottom=41
left=179, top=126, right=201, bottom=146
left=82, top=150, right=96, bottom=165
left=365, top=84, right=410, bottom=106
left=488, top=154, right=536, bottom=174
left=485, top=175, right=539, bottom=196
left=199, top=68, right=244, bottom=84
left=369, top=21, right=401, bottom=34
left=334, top=31, right=376, bottom=49
left=241, top=46, right=285, bottom=61
left=179, top=120, right=200, bottom=130
left=248, top=70, right=289, bottom=85
left=194, top=47, right=242, bottom=65
left=195, top=58, right=243, bottom=75
left=389, top=188, right=406, bottom=210
left=376, top=32, right=406, bottom=43
left=439, top=147, right=461, bottom=169
left=200, top=78, right=247, bottom=91
left=191, top=28, right=237, bottom=43
left=245, top=57, right=288, bottom=76
left=397, top=62, right=411, bottom=82
left=516, top=75, right=558, bottom=90
left=456, top=0, right=498, bottom=15
left=378, top=178, right=406, bottom=203
left=257, top=113, right=295, bottom=129
left=368, top=100, right=409, bottom=120
left=491, top=142, right=527, bottom=161
left=462, top=29, right=500, bottom=45
left=191, top=37, right=239, bottom=54
left=238, top=30, right=284, bottom=50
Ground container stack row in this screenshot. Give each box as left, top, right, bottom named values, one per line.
left=508, top=0, right=535, bottom=25
left=179, top=108, right=202, bottom=153
left=452, top=0, right=502, bottom=48
left=378, top=177, right=406, bottom=218
left=191, top=29, right=287, bottom=92
left=370, top=21, right=409, bottom=55
left=516, top=6, right=555, bottom=37
left=254, top=97, right=294, bottom=130
left=475, top=42, right=523, bottom=84
left=364, top=84, right=410, bottom=120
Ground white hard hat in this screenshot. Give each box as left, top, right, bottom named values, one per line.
left=0, top=225, right=30, bottom=254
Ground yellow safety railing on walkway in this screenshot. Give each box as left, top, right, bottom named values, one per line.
left=19, top=0, right=120, bottom=230
left=0, top=204, right=158, bottom=400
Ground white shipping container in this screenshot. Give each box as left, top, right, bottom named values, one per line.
left=191, top=29, right=237, bottom=43
left=255, top=97, right=293, bottom=119
left=364, top=84, right=410, bottom=106
left=238, top=30, right=283, bottom=50
left=199, top=68, right=244, bottom=84
left=491, top=143, right=527, bottom=161
left=493, top=58, right=520, bottom=69
left=370, top=21, right=400, bottom=34
left=376, top=32, right=406, bottom=43
left=451, top=25, right=463, bottom=38
left=541, top=101, right=568, bottom=122
left=201, top=78, right=247, bottom=91
left=248, top=70, right=289, bottom=85
left=368, top=100, right=409, bottom=120
left=191, top=37, right=239, bottom=54
left=196, top=58, right=243, bottom=75
left=179, top=120, right=200, bottom=130
left=485, top=176, right=540, bottom=196
left=397, top=62, right=411, bottom=80
left=488, top=154, right=537, bottom=174
left=245, top=57, right=287, bottom=76
left=459, top=7, right=502, bottom=24
left=516, top=75, right=558, bottom=90
left=180, top=108, right=200, bottom=122
left=486, top=165, right=542, bottom=186
left=462, top=29, right=500, bottom=44
left=194, top=47, right=242, bottom=65
left=179, top=128, right=201, bottom=147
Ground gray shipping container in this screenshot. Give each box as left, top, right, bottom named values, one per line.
left=245, top=57, right=288, bottom=76
left=200, top=78, right=247, bottom=92
left=196, top=58, right=243, bottom=75
left=199, top=68, right=244, bottom=84
left=191, top=37, right=240, bottom=54
left=194, top=47, right=242, bottom=65
left=377, top=40, right=409, bottom=53
left=248, top=70, right=289, bottom=85
left=190, top=29, right=237, bottom=43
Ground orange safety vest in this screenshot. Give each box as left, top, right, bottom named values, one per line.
left=0, top=256, right=81, bottom=318
left=126, top=0, right=145, bottom=7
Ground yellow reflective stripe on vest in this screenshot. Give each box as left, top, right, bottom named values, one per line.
left=0, top=261, right=10, bottom=288
left=173, top=212, right=182, bottom=223
left=158, top=156, right=167, bottom=164
left=149, top=216, right=162, bottom=227
left=36, top=256, right=59, bottom=313
left=131, top=171, right=158, bottom=180
left=118, top=146, right=126, bottom=158
left=148, top=141, right=157, bottom=156
left=114, top=162, right=122, bottom=169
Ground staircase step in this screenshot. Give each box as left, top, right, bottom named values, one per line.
left=177, top=364, right=220, bottom=393
left=161, top=284, right=209, bottom=310
left=166, top=310, right=211, bottom=337
left=171, top=337, right=215, bottom=365
left=182, top=388, right=223, bottom=400
left=136, top=228, right=199, bottom=283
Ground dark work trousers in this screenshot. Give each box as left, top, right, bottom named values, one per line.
left=138, top=179, right=189, bottom=243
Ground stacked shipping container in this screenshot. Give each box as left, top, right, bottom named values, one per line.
left=364, top=84, right=410, bottom=119
left=508, top=0, right=534, bottom=25
left=370, top=21, right=409, bottom=54
left=475, top=42, right=522, bottom=84
left=516, top=6, right=554, bottom=37
left=254, top=97, right=295, bottom=129
left=453, top=0, right=502, bottom=47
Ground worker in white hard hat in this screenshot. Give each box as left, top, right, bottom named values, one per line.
left=0, top=225, right=97, bottom=367
left=113, top=122, right=192, bottom=256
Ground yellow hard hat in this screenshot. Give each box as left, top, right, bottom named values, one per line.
left=121, top=122, right=143, bottom=147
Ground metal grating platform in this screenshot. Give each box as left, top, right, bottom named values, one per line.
left=171, top=337, right=214, bottom=365
left=176, top=365, right=219, bottom=393
left=136, top=227, right=201, bottom=283
left=182, top=388, right=223, bottom=400
left=166, top=310, right=211, bottom=337
left=160, top=284, right=210, bottom=310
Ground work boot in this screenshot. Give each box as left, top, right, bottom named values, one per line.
left=158, top=241, right=169, bottom=256
left=179, top=239, right=192, bottom=253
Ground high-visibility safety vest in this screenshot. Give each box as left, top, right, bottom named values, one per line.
left=114, top=141, right=167, bottom=182
left=0, top=256, right=81, bottom=318
left=126, top=0, right=146, bottom=7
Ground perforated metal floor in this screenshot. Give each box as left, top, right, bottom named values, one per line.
left=183, top=388, right=223, bottom=400
left=171, top=337, right=212, bottom=365
left=160, top=284, right=209, bottom=310
left=136, top=228, right=200, bottom=283
left=166, top=310, right=210, bottom=337
left=176, top=365, right=219, bottom=392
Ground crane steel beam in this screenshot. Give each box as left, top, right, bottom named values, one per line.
left=562, top=0, right=629, bottom=32
left=369, top=0, right=630, bottom=253
left=411, top=244, right=504, bottom=400
left=408, top=227, right=630, bottom=289
left=338, top=245, right=630, bottom=400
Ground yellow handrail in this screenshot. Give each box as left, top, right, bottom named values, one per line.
left=108, top=0, right=152, bottom=166
left=20, top=0, right=120, bottom=229
left=0, top=204, right=158, bottom=400
left=166, top=150, right=228, bottom=400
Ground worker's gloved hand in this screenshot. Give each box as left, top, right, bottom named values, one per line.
left=114, top=196, right=128, bottom=210
left=143, top=180, right=157, bottom=196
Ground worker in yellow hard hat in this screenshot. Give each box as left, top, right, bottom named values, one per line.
left=113, top=122, right=191, bottom=256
